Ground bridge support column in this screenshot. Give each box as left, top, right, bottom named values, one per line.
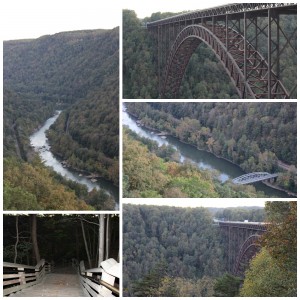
left=225, top=15, right=228, bottom=50
left=228, top=225, right=231, bottom=272
left=276, top=14, right=280, bottom=80
left=157, top=25, right=161, bottom=97
left=243, top=13, right=248, bottom=98
left=254, top=17, right=258, bottom=51
left=268, top=9, right=272, bottom=99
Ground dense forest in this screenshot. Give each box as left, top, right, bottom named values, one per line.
left=123, top=204, right=227, bottom=296
left=123, top=202, right=296, bottom=297
left=3, top=214, right=119, bottom=268
left=125, top=103, right=297, bottom=194
left=4, top=158, right=115, bottom=211
left=123, top=9, right=296, bottom=99
left=123, top=128, right=267, bottom=198
left=3, top=28, right=119, bottom=210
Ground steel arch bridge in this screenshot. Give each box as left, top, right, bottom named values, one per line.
left=147, top=3, right=297, bottom=99
left=232, top=172, right=278, bottom=185
left=217, top=221, right=267, bottom=276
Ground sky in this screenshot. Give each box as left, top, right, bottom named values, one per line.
left=123, top=0, right=230, bottom=19
left=123, top=199, right=267, bottom=208
left=0, top=0, right=121, bottom=40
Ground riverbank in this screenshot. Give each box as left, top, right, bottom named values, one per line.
left=30, top=112, right=119, bottom=202
left=48, top=148, right=119, bottom=187
left=170, top=137, right=295, bottom=197
left=263, top=181, right=297, bottom=197
left=125, top=110, right=295, bottom=197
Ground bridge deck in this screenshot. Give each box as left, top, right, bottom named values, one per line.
left=9, top=270, right=85, bottom=297
left=232, top=172, right=278, bottom=185
left=147, top=3, right=296, bottom=27
left=218, top=220, right=267, bottom=231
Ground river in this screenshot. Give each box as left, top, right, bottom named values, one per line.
left=30, top=111, right=119, bottom=207
left=123, top=107, right=292, bottom=198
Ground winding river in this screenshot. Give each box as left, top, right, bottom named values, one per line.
left=30, top=111, right=119, bottom=207
left=123, top=107, right=292, bottom=198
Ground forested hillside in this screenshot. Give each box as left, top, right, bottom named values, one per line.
left=123, top=204, right=226, bottom=296
left=240, top=202, right=296, bottom=296
left=123, top=204, right=268, bottom=296
left=3, top=28, right=119, bottom=210
left=123, top=129, right=266, bottom=198
left=125, top=103, right=297, bottom=193
left=123, top=202, right=295, bottom=297
left=47, top=54, right=119, bottom=185
left=123, top=10, right=296, bottom=99
left=4, top=29, right=118, bottom=103
left=3, top=88, right=56, bottom=159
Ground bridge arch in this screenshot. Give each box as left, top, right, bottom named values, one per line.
left=163, top=24, right=288, bottom=99
left=233, top=234, right=261, bottom=277
left=218, top=221, right=266, bottom=275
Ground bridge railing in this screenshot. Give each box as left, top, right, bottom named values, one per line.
left=3, top=259, right=52, bottom=296
left=79, top=259, right=120, bottom=297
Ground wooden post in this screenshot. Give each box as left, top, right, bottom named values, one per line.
left=98, top=271, right=115, bottom=297
left=18, top=268, right=26, bottom=286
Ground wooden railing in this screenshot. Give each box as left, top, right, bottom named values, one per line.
left=3, top=259, right=52, bottom=296
left=79, top=259, right=120, bottom=297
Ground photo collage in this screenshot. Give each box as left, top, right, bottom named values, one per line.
left=1, top=0, right=297, bottom=298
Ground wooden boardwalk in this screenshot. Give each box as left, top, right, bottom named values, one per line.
left=9, top=268, right=85, bottom=297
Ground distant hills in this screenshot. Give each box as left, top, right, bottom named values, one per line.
left=4, top=28, right=118, bottom=103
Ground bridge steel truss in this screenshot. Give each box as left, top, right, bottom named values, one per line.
left=218, top=221, right=267, bottom=277
left=147, top=3, right=297, bottom=99
left=232, top=172, right=278, bottom=185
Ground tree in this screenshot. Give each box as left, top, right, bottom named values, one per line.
left=240, top=248, right=296, bottom=297
left=14, top=216, right=19, bottom=264
left=81, top=219, right=92, bottom=268
left=98, top=214, right=105, bottom=267
left=132, top=261, right=177, bottom=297
left=261, top=201, right=297, bottom=271
left=30, top=214, right=40, bottom=263
left=206, top=137, right=215, bottom=152
left=213, top=273, right=242, bottom=297
left=240, top=201, right=297, bottom=297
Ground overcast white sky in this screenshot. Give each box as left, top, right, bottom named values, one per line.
left=123, top=199, right=267, bottom=208
left=0, top=0, right=120, bottom=40
left=123, top=0, right=230, bottom=19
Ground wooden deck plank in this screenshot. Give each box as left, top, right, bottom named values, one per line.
left=7, top=273, right=86, bottom=297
